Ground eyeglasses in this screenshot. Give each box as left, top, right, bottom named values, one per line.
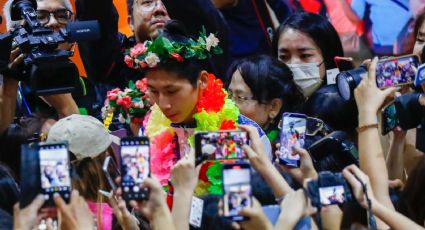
left=228, top=91, right=256, bottom=104
left=36, top=9, right=73, bottom=25
left=138, top=0, right=164, bottom=12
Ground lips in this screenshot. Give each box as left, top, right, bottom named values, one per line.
left=151, top=18, right=167, bottom=26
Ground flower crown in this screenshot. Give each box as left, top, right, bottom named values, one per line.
left=124, top=28, right=223, bottom=69
left=102, top=79, right=150, bottom=125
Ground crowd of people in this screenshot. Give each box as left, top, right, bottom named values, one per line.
left=1, top=0, right=425, bottom=229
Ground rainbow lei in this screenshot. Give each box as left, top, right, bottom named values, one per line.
left=145, top=74, right=239, bottom=195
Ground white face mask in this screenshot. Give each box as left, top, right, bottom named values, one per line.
left=288, top=62, right=323, bottom=98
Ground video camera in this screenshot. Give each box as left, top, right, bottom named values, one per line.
left=0, top=0, right=99, bottom=95
left=308, top=131, right=358, bottom=173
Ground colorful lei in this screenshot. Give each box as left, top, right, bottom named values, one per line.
left=145, top=74, right=240, bottom=195
left=102, top=79, right=150, bottom=125
left=124, top=28, right=223, bottom=69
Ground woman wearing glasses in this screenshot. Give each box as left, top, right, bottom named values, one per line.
left=225, top=55, right=305, bottom=148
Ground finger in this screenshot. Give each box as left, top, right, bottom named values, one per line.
left=292, top=147, right=309, bottom=159
left=367, top=57, right=379, bottom=84
left=382, top=87, right=397, bottom=99
left=342, top=167, right=362, bottom=190
left=242, top=144, right=257, bottom=160
left=46, top=218, right=53, bottom=230
left=129, top=200, right=140, bottom=211
left=231, top=222, right=241, bottom=230
left=239, top=125, right=262, bottom=149
left=187, top=147, right=195, bottom=165
left=29, top=194, right=45, bottom=212
left=118, top=199, right=129, bottom=216
left=10, top=48, right=21, bottom=61
left=70, top=190, right=80, bottom=205
left=53, top=193, right=68, bottom=212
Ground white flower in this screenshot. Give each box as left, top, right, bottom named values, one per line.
left=118, top=113, right=126, bottom=124
left=101, top=105, right=112, bottom=119
left=144, top=52, right=160, bottom=68
left=124, top=88, right=132, bottom=94
left=205, top=33, right=219, bottom=51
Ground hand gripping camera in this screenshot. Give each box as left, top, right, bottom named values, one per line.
left=0, top=0, right=100, bottom=95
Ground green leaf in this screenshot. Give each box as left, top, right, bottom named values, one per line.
left=128, top=80, right=135, bottom=90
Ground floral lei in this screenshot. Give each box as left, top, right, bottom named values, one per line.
left=145, top=73, right=239, bottom=195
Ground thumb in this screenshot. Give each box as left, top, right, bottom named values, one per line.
left=382, top=87, right=397, bottom=98
left=29, top=194, right=45, bottom=212
left=292, top=147, right=309, bottom=160
left=242, top=144, right=257, bottom=160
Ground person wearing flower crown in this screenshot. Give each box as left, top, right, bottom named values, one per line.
left=123, top=20, right=272, bottom=196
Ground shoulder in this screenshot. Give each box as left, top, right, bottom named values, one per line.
left=238, top=114, right=266, bottom=137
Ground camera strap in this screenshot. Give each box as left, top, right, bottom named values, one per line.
left=356, top=176, right=377, bottom=230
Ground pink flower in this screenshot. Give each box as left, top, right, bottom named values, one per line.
left=130, top=43, right=147, bottom=57
left=170, top=52, right=184, bottom=62
left=124, top=55, right=134, bottom=68
left=136, top=78, right=148, bottom=92
left=107, top=88, right=122, bottom=100
left=117, top=96, right=132, bottom=109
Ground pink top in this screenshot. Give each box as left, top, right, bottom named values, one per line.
left=323, top=0, right=363, bottom=35
left=87, top=202, right=114, bottom=230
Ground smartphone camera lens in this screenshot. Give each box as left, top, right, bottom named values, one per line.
left=336, top=66, right=368, bottom=100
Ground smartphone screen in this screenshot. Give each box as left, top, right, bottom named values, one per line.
left=39, top=143, right=71, bottom=206
left=376, top=55, right=419, bottom=89
left=195, top=131, right=249, bottom=164
left=103, top=156, right=121, bottom=191
left=222, top=164, right=252, bottom=221
left=319, top=185, right=345, bottom=206
left=381, top=102, right=399, bottom=135
left=279, top=113, right=307, bottom=167
left=120, top=137, right=150, bottom=201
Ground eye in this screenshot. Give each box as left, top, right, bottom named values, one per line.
left=278, top=54, right=289, bottom=62
left=416, top=38, right=425, bottom=43
left=300, top=53, right=313, bottom=59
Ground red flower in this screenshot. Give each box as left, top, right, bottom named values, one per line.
left=131, top=117, right=144, bottom=124
left=196, top=74, right=226, bottom=113
left=117, top=96, right=132, bottom=109
left=130, top=43, right=147, bottom=57
left=124, top=55, right=134, bottom=68
left=106, top=88, right=122, bottom=100
left=199, top=161, right=214, bottom=182
left=219, top=120, right=237, bottom=130
left=136, top=78, right=148, bottom=92
left=170, top=52, right=184, bottom=62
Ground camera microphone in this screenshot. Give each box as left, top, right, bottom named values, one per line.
left=65, top=20, right=101, bottom=42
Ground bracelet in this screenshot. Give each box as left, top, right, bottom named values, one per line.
left=356, top=123, right=378, bottom=133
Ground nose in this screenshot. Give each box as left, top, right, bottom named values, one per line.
left=157, top=94, right=172, bottom=111
left=287, top=56, right=302, bottom=65
left=46, top=13, right=61, bottom=32
left=152, top=0, right=168, bottom=15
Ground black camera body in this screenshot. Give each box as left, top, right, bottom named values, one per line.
left=308, top=131, right=358, bottom=173
left=305, top=171, right=353, bottom=208
left=0, top=0, right=99, bottom=95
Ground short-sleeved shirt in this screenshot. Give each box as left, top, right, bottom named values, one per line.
left=351, top=0, right=412, bottom=54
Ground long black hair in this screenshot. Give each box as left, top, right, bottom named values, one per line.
left=0, top=163, right=20, bottom=215
left=273, top=12, right=344, bottom=71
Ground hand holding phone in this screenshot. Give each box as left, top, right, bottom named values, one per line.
left=278, top=113, right=307, bottom=167
left=195, top=131, right=249, bottom=165
left=222, top=163, right=252, bottom=222
left=376, top=55, right=419, bottom=89
left=120, top=137, right=150, bottom=201
left=38, top=143, right=72, bottom=207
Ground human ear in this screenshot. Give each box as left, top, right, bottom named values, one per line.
left=268, top=98, right=283, bottom=119
left=198, top=71, right=209, bottom=89
left=128, top=15, right=134, bottom=32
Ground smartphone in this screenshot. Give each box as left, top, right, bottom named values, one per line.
left=120, top=137, right=150, bottom=201
left=279, top=113, right=307, bottom=167
left=334, top=56, right=354, bottom=71
left=376, top=55, right=420, bottom=89
left=20, top=144, right=41, bottom=209
left=194, top=131, right=249, bottom=165
left=39, top=143, right=72, bottom=207
left=222, top=163, right=252, bottom=221
left=319, top=185, right=346, bottom=206
left=381, top=102, right=399, bottom=135
left=103, top=156, right=121, bottom=191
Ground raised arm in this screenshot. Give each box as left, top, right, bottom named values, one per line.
left=75, top=0, right=124, bottom=84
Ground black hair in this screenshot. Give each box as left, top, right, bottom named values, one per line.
left=272, top=12, right=344, bottom=71
left=302, top=85, right=358, bottom=139
left=127, top=0, right=134, bottom=17
left=0, top=162, right=20, bottom=215
left=225, top=55, right=305, bottom=130
left=146, top=20, right=212, bottom=86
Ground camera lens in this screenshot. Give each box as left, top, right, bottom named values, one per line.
left=336, top=66, right=367, bottom=100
